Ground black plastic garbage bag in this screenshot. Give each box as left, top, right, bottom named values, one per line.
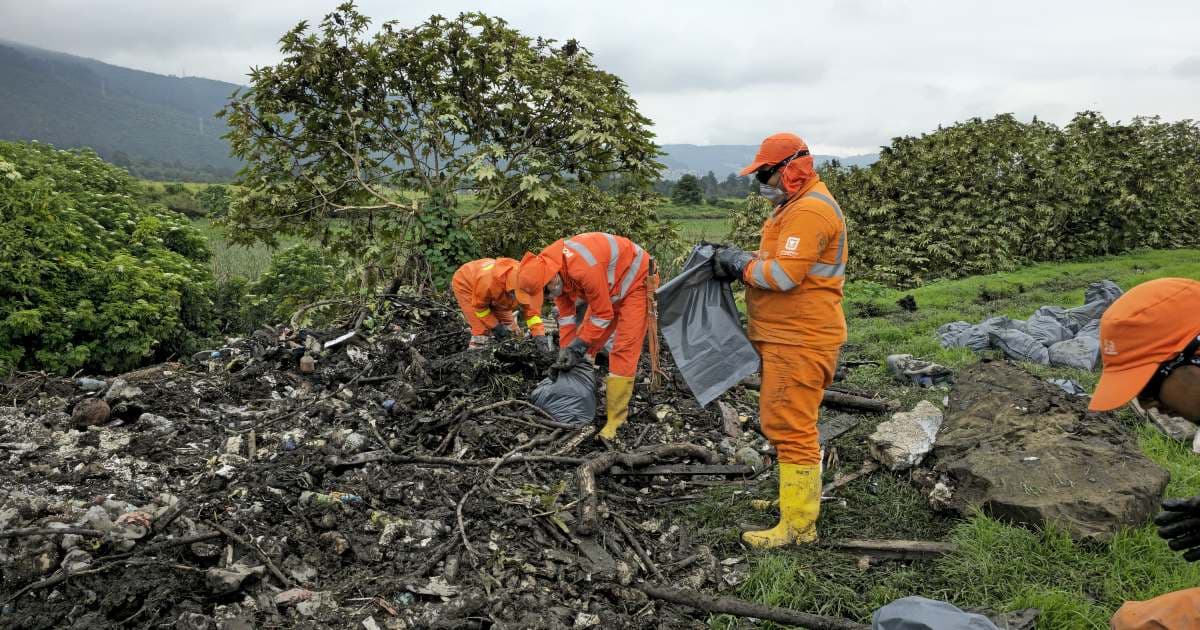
left=656, top=244, right=760, bottom=407
left=529, top=363, right=597, bottom=426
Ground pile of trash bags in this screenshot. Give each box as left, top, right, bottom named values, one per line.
left=936, top=280, right=1123, bottom=370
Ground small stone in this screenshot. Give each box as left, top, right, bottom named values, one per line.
left=734, top=446, right=765, bottom=471
left=343, top=432, right=368, bottom=453
left=574, top=612, right=601, bottom=628
left=71, top=399, right=110, bottom=428
left=224, top=435, right=243, bottom=455
left=299, top=355, right=316, bottom=374
left=868, top=400, right=944, bottom=471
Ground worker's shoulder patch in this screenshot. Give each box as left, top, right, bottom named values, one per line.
left=784, top=236, right=800, bottom=251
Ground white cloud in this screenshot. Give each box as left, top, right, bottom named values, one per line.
left=3, top=0, right=1198, bottom=152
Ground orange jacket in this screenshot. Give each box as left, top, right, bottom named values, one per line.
left=743, top=176, right=847, bottom=348
left=540, top=232, right=650, bottom=348
left=451, top=258, right=546, bottom=336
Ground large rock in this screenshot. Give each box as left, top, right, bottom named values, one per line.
left=869, top=401, right=944, bottom=471
left=929, top=361, right=1169, bottom=541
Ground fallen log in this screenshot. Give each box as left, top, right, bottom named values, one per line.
left=829, top=539, right=957, bottom=560
left=634, top=582, right=869, bottom=630
left=576, top=444, right=719, bottom=535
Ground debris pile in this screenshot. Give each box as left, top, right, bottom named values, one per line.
left=0, top=296, right=779, bottom=628
left=921, top=361, right=1169, bottom=541
left=936, top=280, right=1123, bottom=369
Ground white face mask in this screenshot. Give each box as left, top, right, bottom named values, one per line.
left=759, top=183, right=788, bottom=205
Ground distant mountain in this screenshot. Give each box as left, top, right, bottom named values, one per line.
left=659, top=144, right=877, bottom=179
left=0, top=40, right=241, bottom=181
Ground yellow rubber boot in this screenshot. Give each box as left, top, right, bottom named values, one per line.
left=742, top=463, right=820, bottom=548
left=598, top=375, right=634, bottom=440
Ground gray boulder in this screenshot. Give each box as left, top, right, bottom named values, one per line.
left=928, top=361, right=1168, bottom=541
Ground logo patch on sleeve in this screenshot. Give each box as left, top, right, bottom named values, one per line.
left=784, top=236, right=800, bottom=251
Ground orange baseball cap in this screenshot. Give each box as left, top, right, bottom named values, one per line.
left=514, top=252, right=559, bottom=308
left=1089, top=278, right=1200, bottom=411
left=738, top=132, right=810, bottom=176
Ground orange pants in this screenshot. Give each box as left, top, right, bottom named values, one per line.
left=1111, top=588, right=1200, bottom=629
left=451, top=288, right=519, bottom=336
left=586, top=283, right=648, bottom=378
left=754, top=342, right=839, bottom=465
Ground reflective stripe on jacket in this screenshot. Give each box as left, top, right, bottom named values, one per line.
left=451, top=258, right=546, bottom=336
left=541, top=232, right=650, bottom=348
left=743, top=177, right=848, bottom=348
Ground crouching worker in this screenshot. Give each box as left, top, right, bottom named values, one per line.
left=516, top=233, right=654, bottom=443
left=1086, top=278, right=1200, bottom=630
left=451, top=257, right=552, bottom=353
left=713, top=132, right=848, bottom=549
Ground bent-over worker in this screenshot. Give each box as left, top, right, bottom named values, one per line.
left=1087, top=278, right=1200, bottom=630
left=451, top=257, right=551, bottom=352
left=516, top=232, right=654, bottom=442
left=713, top=132, right=848, bottom=549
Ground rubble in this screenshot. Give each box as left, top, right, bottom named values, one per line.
left=0, top=296, right=762, bottom=628
left=868, top=401, right=944, bottom=471
left=926, top=361, right=1169, bottom=541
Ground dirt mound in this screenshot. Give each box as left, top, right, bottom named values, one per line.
left=0, top=296, right=770, bottom=629
left=927, top=360, right=1169, bottom=541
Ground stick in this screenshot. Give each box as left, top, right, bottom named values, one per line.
left=614, top=517, right=663, bottom=581
left=0, top=527, right=105, bottom=539
left=554, top=427, right=595, bottom=455
left=634, top=583, right=870, bottom=630
left=327, top=451, right=585, bottom=469
left=829, top=539, right=957, bottom=560
left=206, top=521, right=294, bottom=588
left=105, top=531, right=223, bottom=562
left=4, top=565, right=117, bottom=603
left=820, top=390, right=896, bottom=413
left=822, top=460, right=879, bottom=495
left=469, top=399, right=583, bottom=430
left=576, top=444, right=719, bottom=535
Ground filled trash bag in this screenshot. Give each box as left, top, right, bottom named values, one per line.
left=873, top=596, right=999, bottom=630
left=656, top=244, right=760, bottom=407
left=988, top=328, right=1050, bottom=365
left=1026, top=313, right=1074, bottom=347
left=529, top=362, right=597, bottom=426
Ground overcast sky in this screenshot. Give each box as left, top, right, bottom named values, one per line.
left=3, top=0, right=1199, bottom=154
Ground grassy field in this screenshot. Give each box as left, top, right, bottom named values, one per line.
left=192, top=218, right=302, bottom=281
left=686, top=248, right=1200, bottom=628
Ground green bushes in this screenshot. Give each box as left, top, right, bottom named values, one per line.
left=0, top=141, right=217, bottom=374
left=823, top=112, right=1200, bottom=287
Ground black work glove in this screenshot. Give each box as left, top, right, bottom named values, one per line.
left=551, top=338, right=589, bottom=376
left=1155, top=496, right=1200, bottom=561
left=535, top=335, right=554, bottom=354
left=713, top=245, right=754, bottom=282
left=491, top=324, right=512, bottom=340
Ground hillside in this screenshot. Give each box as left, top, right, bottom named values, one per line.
left=0, top=40, right=241, bottom=181
left=660, top=143, right=877, bottom=178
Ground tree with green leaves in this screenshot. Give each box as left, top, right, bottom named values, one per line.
left=671, top=174, right=702, bottom=205
left=221, top=3, right=662, bottom=289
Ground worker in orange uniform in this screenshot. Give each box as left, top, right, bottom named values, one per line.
left=515, top=233, right=654, bottom=442
left=451, top=257, right=552, bottom=353
left=1085, top=278, right=1200, bottom=630
left=712, top=132, right=848, bottom=548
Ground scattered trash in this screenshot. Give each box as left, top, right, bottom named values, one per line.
left=1132, top=399, right=1198, bottom=443
left=1047, top=378, right=1088, bottom=397
left=868, top=401, right=944, bottom=471
left=872, top=596, right=1000, bottom=630
left=299, top=354, right=316, bottom=374
left=886, top=354, right=953, bottom=387
left=74, top=377, right=107, bottom=393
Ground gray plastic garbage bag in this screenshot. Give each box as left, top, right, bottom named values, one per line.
left=873, top=596, right=999, bottom=630
left=936, top=321, right=973, bottom=349
left=989, top=328, right=1050, bottom=365
left=1048, top=327, right=1101, bottom=371
left=1033, top=305, right=1076, bottom=332
left=1026, top=313, right=1074, bottom=347
left=529, top=363, right=597, bottom=426
left=1085, top=279, right=1123, bottom=305
left=656, top=244, right=760, bottom=407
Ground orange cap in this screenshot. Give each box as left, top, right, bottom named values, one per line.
left=738, top=132, right=811, bottom=176
left=1089, top=278, right=1200, bottom=411
left=515, top=252, right=560, bottom=308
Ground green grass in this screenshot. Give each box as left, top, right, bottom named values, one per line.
left=693, top=248, right=1200, bottom=628
left=192, top=218, right=304, bottom=281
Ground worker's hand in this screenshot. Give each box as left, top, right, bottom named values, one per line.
left=713, top=245, right=754, bottom=282
left=1155, top=496, right=1200, bottom=561
left=535, top=335, right=555, bottom=354
left=491, top=324, right=512, bottom=340
left=551, top=338, right=589, bottom=375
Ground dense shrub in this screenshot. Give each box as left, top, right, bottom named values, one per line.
left=821, top=112, right=1200, bottom=287
left=0, top=141, right=216, bottom=374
